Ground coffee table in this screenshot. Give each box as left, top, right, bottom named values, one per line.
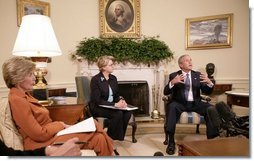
left=177, top=137, right=249, bottom=156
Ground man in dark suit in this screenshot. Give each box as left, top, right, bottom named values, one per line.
left=163, top=54, right=219, bottom=155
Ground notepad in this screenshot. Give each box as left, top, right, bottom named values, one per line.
left=99, top=104, right=138, bottom=111
left=56, top=117, right=96, bottom=136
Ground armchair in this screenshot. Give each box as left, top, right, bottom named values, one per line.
left=75, top=76, right=137, bottom=143
left=162, top=94, right=211, bottom=145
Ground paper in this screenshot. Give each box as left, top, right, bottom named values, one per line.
left=56, top=117, right=96, bottom=136
left=99, top=104, right=138, bottom=111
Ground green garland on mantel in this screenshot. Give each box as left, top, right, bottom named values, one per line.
left=71, top=36, right=174, bottom=66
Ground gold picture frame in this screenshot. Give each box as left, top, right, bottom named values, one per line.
left=17, top=0, right=50, bottom=26
left=99, top=0, right=140, bottom=38
left=186, top=13, right=233, bottom=50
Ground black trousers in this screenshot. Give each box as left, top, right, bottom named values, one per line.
left=91, top=106, right=132, bottom=141
left=165, top=101, right=219, bottom=141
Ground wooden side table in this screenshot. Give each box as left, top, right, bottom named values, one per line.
left=177, top=137, right=249, bottom=156
left=48, top=88, right=66, bottom=97
left=225, top=91, right=249, bottom=108
left=212, top=84, right=232, bottom=95
left=29, top=88, right=67, bottom=100
left=46, top=97, right=85, bottom=125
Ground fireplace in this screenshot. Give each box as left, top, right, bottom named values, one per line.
left=118, top=81, right=149, bottom=116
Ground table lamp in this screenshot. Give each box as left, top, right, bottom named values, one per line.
left=12, top=15, right=62, bottom=103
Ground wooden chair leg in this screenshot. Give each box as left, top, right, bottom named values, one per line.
left=128, top=114, right=137, bottom=143
left=131, top=122, right=137, bottom=143
left=196, top=124, right=200, bottom=134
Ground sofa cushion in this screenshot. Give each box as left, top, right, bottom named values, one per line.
left=0, top=97, right=23, bottom=150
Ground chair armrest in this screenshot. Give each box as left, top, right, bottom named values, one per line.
left=201, top=94, right=211, bottom=102
left=162, top=94, right=211, bottom=102
left=162, top=95, right=172, bottom=102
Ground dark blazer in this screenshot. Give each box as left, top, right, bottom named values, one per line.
left=164, top=70, right=213, bottom=105
left=0, top=140, right=45, bottom=156
left=90, top=72, right=121, bottom=108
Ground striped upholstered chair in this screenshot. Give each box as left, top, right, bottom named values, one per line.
left=162, top=94, right=211, bottom=145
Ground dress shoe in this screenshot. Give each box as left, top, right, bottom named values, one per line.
left=154, top=151, right=164, bottom=156
left=166, top=143, right=175, bottom=155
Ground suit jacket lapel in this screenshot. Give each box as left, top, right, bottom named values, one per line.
left=98, top=72, right=109, bottom=99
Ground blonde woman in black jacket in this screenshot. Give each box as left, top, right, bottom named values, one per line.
left=89, top=56, right=132, bottom=141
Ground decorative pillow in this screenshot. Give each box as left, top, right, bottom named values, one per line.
left=0, top=97, right=24, bottom=150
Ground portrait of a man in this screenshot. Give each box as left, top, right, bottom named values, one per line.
left=106, top=0, right=134, bottom=32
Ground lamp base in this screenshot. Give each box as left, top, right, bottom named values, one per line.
left=151, top=109, right=160, bottom=119
left=31, top=57, right=48, bottom=88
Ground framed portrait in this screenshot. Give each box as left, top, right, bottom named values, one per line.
left=17, top=0, right=50, bottom=26
left=99, top=0, right=140, bottom=38
left=185, top=13, right=233, bottom=50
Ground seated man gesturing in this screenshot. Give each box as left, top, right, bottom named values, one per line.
left=164, top=54, right=219, bottom=155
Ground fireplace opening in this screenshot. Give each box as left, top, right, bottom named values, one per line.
left=118, top=81, right=149, bottom=117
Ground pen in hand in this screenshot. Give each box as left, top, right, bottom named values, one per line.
left=52, top=141, right=88, bottom=146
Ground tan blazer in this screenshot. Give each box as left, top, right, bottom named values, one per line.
left=8, top=88, right=113, bottom=156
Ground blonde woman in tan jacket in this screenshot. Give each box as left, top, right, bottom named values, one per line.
left=2, top=56, right=113, bottom=156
